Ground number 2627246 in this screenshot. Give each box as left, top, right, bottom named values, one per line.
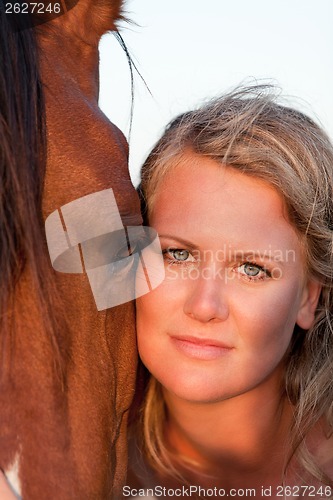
left=5, top=3, right=62, bottom=14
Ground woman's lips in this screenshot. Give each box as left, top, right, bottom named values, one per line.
left=169, top=335, right=233, bottom=360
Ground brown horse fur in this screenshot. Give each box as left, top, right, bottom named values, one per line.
left=0, top=1, right=142, bottom=498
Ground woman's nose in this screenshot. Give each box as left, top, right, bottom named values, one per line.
left=183, top=267, right=229, bottom=323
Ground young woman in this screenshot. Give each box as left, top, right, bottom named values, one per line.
left=128, top=85, right=333, bottom=498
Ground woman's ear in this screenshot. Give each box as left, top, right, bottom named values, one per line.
left=296, top=279, right=322, bottom=330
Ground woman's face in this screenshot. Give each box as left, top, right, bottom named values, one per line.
left=136, top=152, right=320, bottom=404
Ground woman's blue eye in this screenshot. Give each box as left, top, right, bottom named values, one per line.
left=162, top=248, right=195, bottom=264
left=243, top=263, right=261, bottom=276
left=237, top=262, right=269, bottom=280
left=172, top=249, right=190, bottom=261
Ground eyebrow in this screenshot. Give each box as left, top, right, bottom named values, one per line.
left=233, top=251, right=284, bottom=263
left=158, top=234, right=199, bottom=250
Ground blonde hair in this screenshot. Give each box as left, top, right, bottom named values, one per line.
left=135, top=84, right=333, bottom=485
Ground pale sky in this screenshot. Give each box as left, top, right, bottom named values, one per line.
left=99, top=0, right=333, bottom=186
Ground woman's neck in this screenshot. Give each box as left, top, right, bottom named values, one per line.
left=163, top=377, right=294, bottom=489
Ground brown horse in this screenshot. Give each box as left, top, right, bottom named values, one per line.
left=0, top=1, right=141, bottom=498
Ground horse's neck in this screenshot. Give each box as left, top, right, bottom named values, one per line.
left=37, top=0, right=125, bottom=102
left=36, top=0, right=130, bottom=216
left=38, top=33, right=100, bottom=103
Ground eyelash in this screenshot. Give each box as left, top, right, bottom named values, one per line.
left=162, top=248, right=197, bottom=266
left=235, top=262, right=271, bottom=282
left=162, top=248, right=271, bottom=281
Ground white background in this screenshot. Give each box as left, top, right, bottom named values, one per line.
left=99, top=0, right=333, bottom=186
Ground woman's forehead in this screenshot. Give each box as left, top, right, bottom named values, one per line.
left=150, top=154, right=303, bottom=256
